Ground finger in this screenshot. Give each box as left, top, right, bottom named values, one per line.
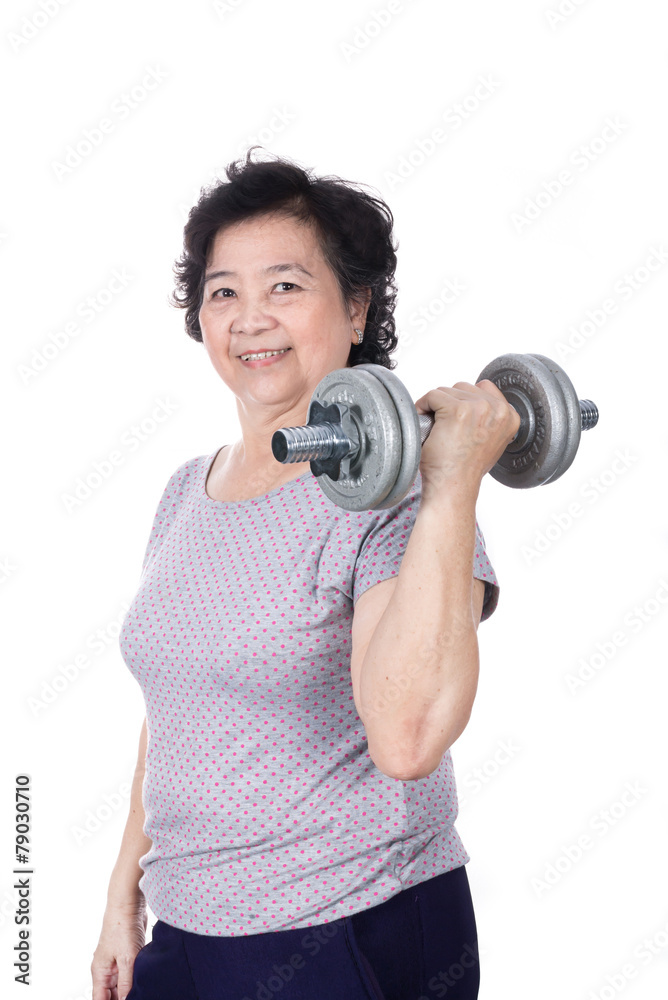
left=432, top=383, right=483, bottom=396
left=117, top=963, right=135, bottom=1000
left=475, top=378, right=508, bottom=401
left=91, top=971, right=112, bottom=1000
left=414, top=385, right=478, bottom=413
left=418, top=382, right=501, bottom=404
left=415, top=386, right=504, bottom=420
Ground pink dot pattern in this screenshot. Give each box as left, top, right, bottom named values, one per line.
left=118, top=449, right=500, bottom=937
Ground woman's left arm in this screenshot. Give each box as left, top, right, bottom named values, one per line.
left=353, top=483, right=483, bottom=782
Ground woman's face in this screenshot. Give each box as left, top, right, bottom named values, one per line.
left=198, top=212, right=368, bottom=424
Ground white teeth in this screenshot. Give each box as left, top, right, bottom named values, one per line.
left=241, top=348, right=290, bottom=362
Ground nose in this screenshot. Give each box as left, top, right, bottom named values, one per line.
left=230, top=291, right=279, bottom=337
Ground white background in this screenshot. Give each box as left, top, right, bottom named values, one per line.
left=2, top=0, right=667, bottom=997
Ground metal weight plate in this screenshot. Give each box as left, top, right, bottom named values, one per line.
left=527, top=354, right=581, bottom=484
left=353, top=364, right=422, bottom=509
left=310, top=367, right=402, bottom=511
left=476, top=353, right=572, bottom=488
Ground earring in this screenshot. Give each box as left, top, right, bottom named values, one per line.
left=354, top=328, right=364, bottom=345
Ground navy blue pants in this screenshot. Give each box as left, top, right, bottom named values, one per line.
left=127, top=864, right=480, bottom=999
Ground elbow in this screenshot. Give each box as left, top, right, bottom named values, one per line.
left=371, top=757, right=423, bottom=782
left=368, top=742, right=440, bottom=783
left=372, top=754, right=439, bottom=782
left=414, top=712, right=473, bottom=779
left=370, top=710, right=473, bottom=782
left=366, top=734, right=422, bottom=781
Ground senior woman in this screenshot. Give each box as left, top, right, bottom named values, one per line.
left=91, top=151, right=519, bottom=1000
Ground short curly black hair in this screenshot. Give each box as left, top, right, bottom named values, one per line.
left=170, top=147, right=399, bottom=369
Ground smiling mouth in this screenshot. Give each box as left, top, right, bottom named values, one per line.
left=239, top=348, right=291, bottom=362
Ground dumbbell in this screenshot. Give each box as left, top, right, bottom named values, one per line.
left=271, top=353, right=599, bottom=511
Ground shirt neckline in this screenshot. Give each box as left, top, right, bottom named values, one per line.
left=199, top=446, right=313, bottom=507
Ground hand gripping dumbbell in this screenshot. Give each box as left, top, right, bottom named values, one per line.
left=271, top=353, right=599, bottom=512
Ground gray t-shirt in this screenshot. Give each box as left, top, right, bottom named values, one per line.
left=119, top=448, right=499, bottom=936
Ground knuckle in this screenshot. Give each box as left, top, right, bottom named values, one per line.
left=476, top=401, right=495, bottom=424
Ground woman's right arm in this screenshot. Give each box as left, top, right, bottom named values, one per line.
left=91, top=717, right=153, bottom=1000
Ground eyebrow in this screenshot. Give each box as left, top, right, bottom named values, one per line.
left=203, top=262, right=314, bottom=285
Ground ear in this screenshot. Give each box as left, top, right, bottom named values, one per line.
left=349, top=287, right=372, bottom=331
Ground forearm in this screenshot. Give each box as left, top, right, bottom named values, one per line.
left=359, top=484, right=481, bottom=781
left=106, top=763, right=152, bottom=909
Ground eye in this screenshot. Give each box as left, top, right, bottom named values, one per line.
left=210, top=282, right=297, bottom=299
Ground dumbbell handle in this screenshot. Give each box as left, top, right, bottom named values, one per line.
left=273, top=397, right=599, bottom=467
left=417, top=397, right=599, bottom=446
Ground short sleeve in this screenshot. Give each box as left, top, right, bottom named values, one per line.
left=351, top=473, right=500, bottom=623
left=475, top=521, right=499, bottom=622
left=352, top=483, right=419, bottom=607
left=138, top=456, right=201, bottom=578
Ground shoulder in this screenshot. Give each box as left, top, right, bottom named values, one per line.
left=152, top=450, right=213, bottom=510
left=171, top=452, right=210, bottom=488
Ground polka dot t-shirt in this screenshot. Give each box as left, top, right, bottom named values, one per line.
left=119, top=447, right=500, bottom=937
